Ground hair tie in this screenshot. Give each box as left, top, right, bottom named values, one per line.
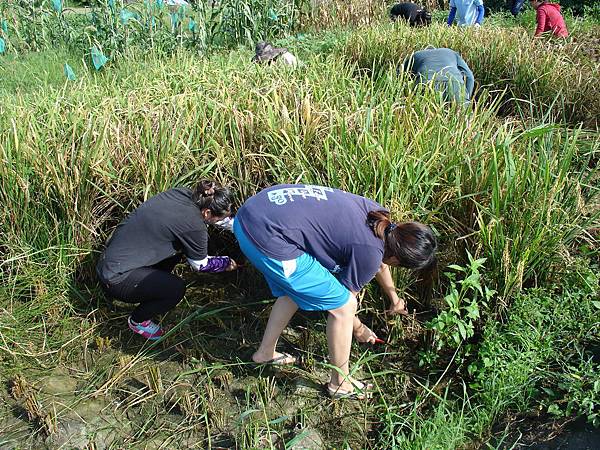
left=385, top=223, right=397, bottom=236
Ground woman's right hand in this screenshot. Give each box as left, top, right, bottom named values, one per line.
left=226, top=258, right=238, bottom=271
left=386, top=298, right=409, bottom=316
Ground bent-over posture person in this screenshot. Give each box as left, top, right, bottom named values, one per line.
left=509, top=0, right=526, bottom=16
left=530, top=0, right=568, bottom=37
left=447, top=0, right=485, bottom=27
left=97, top=180, right=237, bottom=340
left=403, top=47, right=475, bottom=103
left=390, top=2, right=432, bottom=27
left=252, top=41, right=298, bottom=67
left=233, top=184, right=437, bottom=399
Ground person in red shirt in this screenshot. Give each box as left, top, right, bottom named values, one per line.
left=530, top=1, right=569, bottom=37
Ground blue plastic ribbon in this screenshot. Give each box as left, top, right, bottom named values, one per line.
left=120, top=9, right=138, bottom=24
left=170, top=12, right=179, bottom=29
left=91, top=46, right=108, bottom=70
left=51, top=0, right=62, bottom=13
left=64, top=63, right=76, bottom=81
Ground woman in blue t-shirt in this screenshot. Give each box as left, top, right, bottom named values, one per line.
left=234, top=184, right=437, bottom=399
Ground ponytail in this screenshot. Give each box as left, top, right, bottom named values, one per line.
left=368, top=210, right=392, bottom=239
left=192, top=180, right=232, bottom=216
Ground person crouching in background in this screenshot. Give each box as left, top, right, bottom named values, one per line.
left=390, top=2, right=432, bottom=27
left=530, top=0, right=568, bottom=37
left=252, top=41, right=298, bottom=67
left=403, top=47, right=475, bottom=104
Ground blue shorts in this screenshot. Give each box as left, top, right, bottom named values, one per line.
left=233, top=218, right=350, bottom=311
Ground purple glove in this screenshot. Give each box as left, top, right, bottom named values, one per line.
left=199, top=256, right=231, bottom=273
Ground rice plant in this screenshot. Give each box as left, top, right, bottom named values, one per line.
left=0, top=5, right=598, bottom=449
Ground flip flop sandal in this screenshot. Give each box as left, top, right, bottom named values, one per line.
left=252, top=352, right=297, bottom=367
left=326, top=381, right=374, bottom=400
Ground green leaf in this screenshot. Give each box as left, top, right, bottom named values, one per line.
left=591, top=301, right=600, bottom=310
left=457, top=321, right=467, bottom=340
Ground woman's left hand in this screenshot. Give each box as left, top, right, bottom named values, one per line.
left=354, top=323, right=379, bottom=344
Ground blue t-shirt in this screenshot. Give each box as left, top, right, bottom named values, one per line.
left=236, top=184, right=387, bottom=293
left=450, top=0, right=483, bottom=26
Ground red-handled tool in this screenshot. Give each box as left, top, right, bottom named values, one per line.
left=374, top=338, right=386, bottom=344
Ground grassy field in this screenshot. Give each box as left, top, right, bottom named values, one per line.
left=0, top=1, right=599, bottom=448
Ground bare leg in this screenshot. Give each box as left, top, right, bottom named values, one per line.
left=252, top=296, right=298, bottom=364
left=326, top=293, right=357, bottom=392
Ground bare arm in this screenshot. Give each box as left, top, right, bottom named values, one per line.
left=375, top=263, right=408, bottom=315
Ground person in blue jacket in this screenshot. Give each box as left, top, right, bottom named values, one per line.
left=233, top=184, right=437, bottom=399
left=403, top=47, right=475, bottom=103
left=447, top=0, right=485, bottom=27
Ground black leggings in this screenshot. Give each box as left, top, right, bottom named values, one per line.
left=100, top=255, right=186, bottom=322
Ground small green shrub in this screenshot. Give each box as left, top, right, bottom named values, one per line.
left=427, top=253, right=495, bottom=351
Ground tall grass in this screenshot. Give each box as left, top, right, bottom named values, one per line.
left=341, top=23, right=600, bottom=128
left=1, top=49, right=596, bottom=323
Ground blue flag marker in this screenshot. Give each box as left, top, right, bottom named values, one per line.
left=108, top=0, right=115, bottom=9
left=1, top=19, right=7, bottom=34
left=156, top=0, right=164, bottom=9
left=91, top=46, right=108, bottom=70
left=64, top=63, right=76, bottom=81
left=188, top=18, right=196, bottom=32
left=120, top=9, right=137, bottom=24
left=51, top=0, right=62, bottom=13
left=268, top=8, right=278, bottom=21
left=0, top=37, right=5, bottom=54
left=171, top=12, right=179, bottom=29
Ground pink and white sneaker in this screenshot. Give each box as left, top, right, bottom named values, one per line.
left=128, top=317, right=165, bottom=340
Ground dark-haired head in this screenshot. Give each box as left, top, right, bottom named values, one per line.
left=416, top=9, right=432, bottom=27
left=192, top=180, right=233, bottom=224
left=367, top=210, right=437, bottom=271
